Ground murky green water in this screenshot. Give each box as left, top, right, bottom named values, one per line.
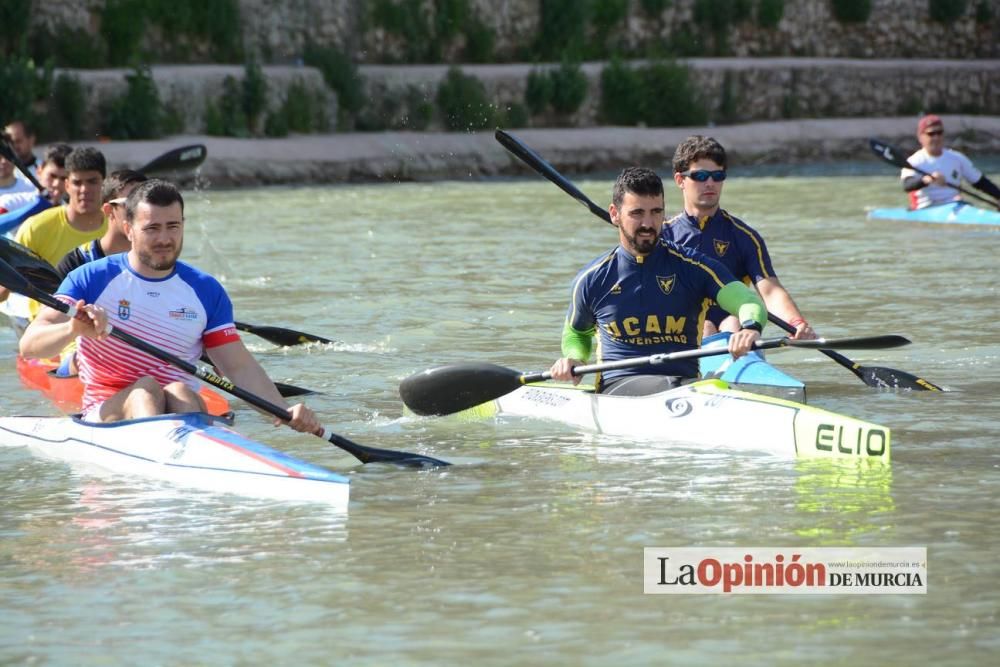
left=1, top=171, right=998, bottom=665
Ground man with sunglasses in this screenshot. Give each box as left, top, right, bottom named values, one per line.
left=662, top=135, right=815, bottom=341
left=548, top=167, right=768, bottom=396
left=902, top=114, right=1000, bottom=210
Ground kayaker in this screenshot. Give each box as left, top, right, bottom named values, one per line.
left=548, top=167, right=768, bottom=396
left=662, top=135, right=816, bottom=341
left=902, top=114, right=1000, bottom=210
left=19, top=178, right=320, bottom=434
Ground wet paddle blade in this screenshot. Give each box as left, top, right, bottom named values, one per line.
left=868, top=138, right=906, bottom=168
left=783, top=334, right=910, bottom=351
left=0, top=237, right=62, bottom=293
left=400, top=362, right=524, bottom=416
left=234, top=321, right=335, bottom=346
left=860, top=366, right=944, bottom=391
left=138, top=144, right=207, bottom=174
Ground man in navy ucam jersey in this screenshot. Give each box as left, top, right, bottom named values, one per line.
left=548, top=167, right=767, bottom=396
left=663, top=136, right=815, bottom=340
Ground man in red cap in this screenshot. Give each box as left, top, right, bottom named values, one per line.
left=902, top=114, right=1000, bottom=210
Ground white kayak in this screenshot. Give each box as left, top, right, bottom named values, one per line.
left=465, top=379, right=890, bottom=463
left=0, top=411, right=350, bottom=507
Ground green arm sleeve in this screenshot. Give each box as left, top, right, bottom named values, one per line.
left=716, top=281, right=767, bottom=329
left=561, top=319, right=595, bottom=361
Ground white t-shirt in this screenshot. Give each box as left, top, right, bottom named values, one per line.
left=901, top=148, right=983, bottom=209
left=0, top=177, right=38, bottom=214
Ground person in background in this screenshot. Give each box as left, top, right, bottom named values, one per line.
left=548, top=167, right=767, bottom=396
left=902, top=114, right=1000, bottom=210
left=20, top=179, right=320, bottom=434
left=36, top=143, right=73, bottom=206
left=3, top=120, right=38, bottom=174
left=662, top=135, right=815, bottom=340
left=0, top=139, right=38, bottom=215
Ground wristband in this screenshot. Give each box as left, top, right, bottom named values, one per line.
left=788, top=317, right=807, bottom=328
left=740, top=319, right=763, bottom=333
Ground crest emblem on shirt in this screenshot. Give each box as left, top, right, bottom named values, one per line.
left=657, top=274, right=676, bottom=295
left=713, top=239, right=730, bottom=257
left=117, top=299, right=131, bottom=320
left=609, top=282, right=622, bottom=295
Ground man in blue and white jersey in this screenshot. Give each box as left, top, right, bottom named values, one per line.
left=20, top=179, right=319, bottom=433
left=548, top=167, right=767, bottom=396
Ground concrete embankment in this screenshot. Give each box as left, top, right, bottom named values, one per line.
left=57, top=115, right=1000, bottom=188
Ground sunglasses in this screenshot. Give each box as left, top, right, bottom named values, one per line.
left=924, top=129, right=944, bottom=136
left=681, top=169, right=727, bottom=182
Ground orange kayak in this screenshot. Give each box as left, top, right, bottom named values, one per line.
left=16, top=355, right=232, bottom=417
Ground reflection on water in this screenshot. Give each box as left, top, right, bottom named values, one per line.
left=2, top=175, right=999, bottom=664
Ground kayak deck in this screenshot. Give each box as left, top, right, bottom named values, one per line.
left=699, top=331, right=805, bottom=402
left=0, top=411, right=350, bottom=506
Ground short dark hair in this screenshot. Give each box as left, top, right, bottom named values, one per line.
left=40, top=143, right=73, bottom=169
left=102, top=169, right=148, bottom=203
left=612, top=167, right=664, bottom=208
left=4, top=119, right=34, bottom=137
left=671, top=135, right=727, bottom=173
left=125, top=178, right=185, bottom=222
left=65, top=147, right=107, bottom=178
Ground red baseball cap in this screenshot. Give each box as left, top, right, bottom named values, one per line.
left=917, top=114, right=943, bottom=134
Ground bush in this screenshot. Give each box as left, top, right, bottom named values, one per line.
left=0, top=57, right=48, bottom=130
left=975, top=0, right=992, bottom=23
left=436, top=67, right=495, bottom=132
left=640, top=0, right=671, bottom=15
left=599, top=58, right=642, bottom=125
left=100, top=66, right=164, bottom=139
left=929, top=0, right=968, bottom=22
left=49, top=74, right=87, bottom=139
left=549, top=59, right=589, bottom=115
left=525, top=68, right=554, bottom=115
left=242, top=60, right=268, bottom=133
left=599, top=58, right=706, bottom=127
left=0, top=0, right=31, bottom=56
left=204, top=75, right=248, bottom=137
left=757, top=0, right=785, bottom=27
left=535, top=0, right=586, bottom=61
left=830, top=0, right=872, bottom=23
left=463, top=18, right=496, bottom=63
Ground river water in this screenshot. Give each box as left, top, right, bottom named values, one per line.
left=1, top=168, right=998, bottom=665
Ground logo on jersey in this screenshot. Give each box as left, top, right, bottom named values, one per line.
left=169, top=306, right=199, bottom=320
left=657, top=275, right=676, bottom=295
left=146, top=291, right=160, bottom=298
left=713, top=239, right=730, bottom=257
left=610, top=282, right=622, bottom=295
left=117, top=299, right=131, bottom=320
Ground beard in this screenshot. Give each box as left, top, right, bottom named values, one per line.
left=622, top=226, right=658, bottom=255
left=136, top=238, right=183, bottom=272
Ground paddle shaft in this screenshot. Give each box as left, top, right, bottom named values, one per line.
left=869, top=138, right=999, bottom=210
left=0, top=136, right=45, bottom=192
left=0, top=261, right=447, bottom=466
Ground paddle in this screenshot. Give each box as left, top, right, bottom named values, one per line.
left=868, top=138, right=1000, bottom=211
left=0, top=258, right=449, bottom=467
left=136, top=144, right=207, bottom=175
left=233, top=321, right=337, bottom=346
left=495, top=129, right=942, bottom=391
left=400, top=334, right=911, bottom=416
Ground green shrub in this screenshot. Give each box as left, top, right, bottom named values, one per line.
left=371, top=0, right=483, bottom=63
left=0, top=57, right=48, bottom=131
left=499, top=102, right=530, bottom=129
left=280, top=79, right=327, bottom=133
left=525, top=68, right=554, bottom=115
left=0, top=0, right=31, bottom=56
left=589, top=0, right=629, bottom=58
left=758, top=0, right=785, bottom=27
left=436, top=66, right=494, bottom=131
left=638, top=60, right=707, bottom=127
left=48, top=74, right=87, bottom=140
left=929, top=0, right=968, bottom=22
left=640, top=0, right=671, bottom=15
left=101, top=0, right=146, bottom=66
left=463, top=18, right=496, bottom=63
left=242, top=60, right=268, bottom=133
left=975, top=0, right=992, bottom=22
left=100, top=66, right=164, bottom=139
left=204, top=75, right=248, bottom=137
left=535, top=0, right=586, bottom=61
left=402, top=85, right=434, bottom=130
left=303, top=43, right=364, bottom=130
left=549, top=59, right=589, bottom=115
left=29, top=25, right=108, bottom=68
left=830, top=0, right=872, bottom=22
left=599, top=58, right=642, bottom=125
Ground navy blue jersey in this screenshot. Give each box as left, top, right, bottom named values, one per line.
left=662, top=209, right=775, bottom=324
left=565, top=240, right=740, bottom=382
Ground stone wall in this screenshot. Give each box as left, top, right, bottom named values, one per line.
left=26, top=0, right=1000, bottom=63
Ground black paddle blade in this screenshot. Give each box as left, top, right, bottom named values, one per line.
left=274, top=381, right=318, bottom=397
left=234, top=321, right=335, bottom=346
left=860, top=366, right=944, bottom=391
left=868, top=138, right=907, bottom=168
left=0, top=237, right=62, bottom=293
left=400, top=362, right=524, bottom=416
left=785, top=334, right=911, bottom=351
left=138, top=144, right=207, bottom=175
left=326, top=431, right=450, bottom=467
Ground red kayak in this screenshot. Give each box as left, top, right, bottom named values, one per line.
left=16, top=355, right=232, bottom=417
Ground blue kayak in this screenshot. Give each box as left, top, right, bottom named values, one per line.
left=867, top=201, right=1000, bottom=226
left=0, top=195, right=50, bottom=236
left=699, top=331, right=805, bottom=402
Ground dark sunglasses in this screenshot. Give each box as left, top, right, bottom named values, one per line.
left=924, top=129, right=944, bottom=136
left=681, top=169, right=727, bottom=182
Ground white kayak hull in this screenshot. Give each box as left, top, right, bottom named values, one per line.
left=0, top=412, right=350, bottom=507
left=468, top=379, right=889, bottom=463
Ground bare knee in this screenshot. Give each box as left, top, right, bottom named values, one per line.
left=163, top=381, right=206, bottom=414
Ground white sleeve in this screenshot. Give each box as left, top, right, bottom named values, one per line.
left=952, top=150, right=983, bottom=184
